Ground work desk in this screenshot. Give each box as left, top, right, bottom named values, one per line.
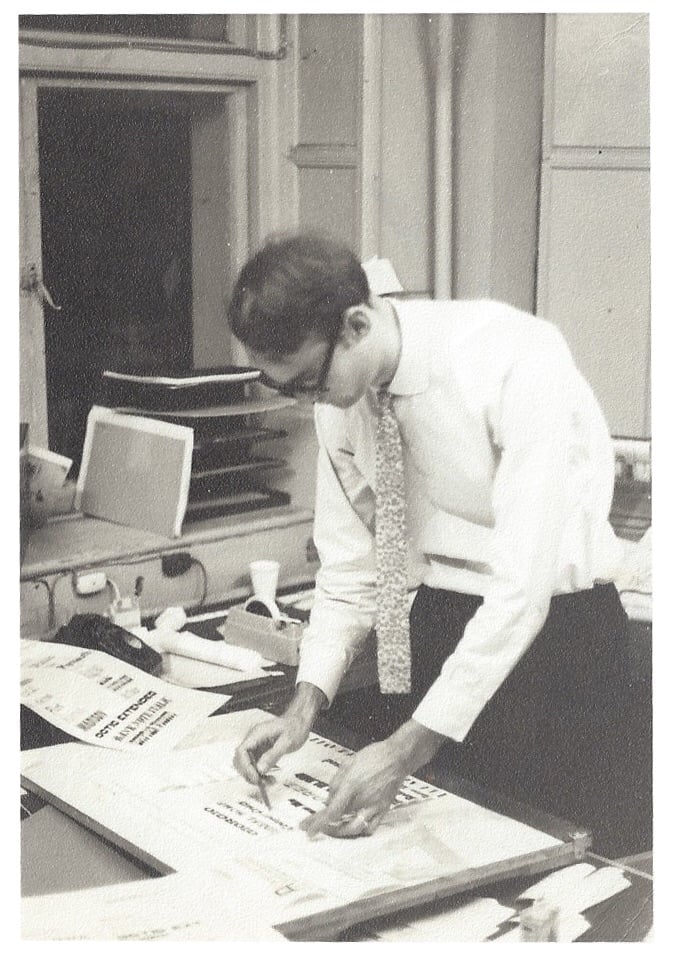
left=21, top=702, right=653, bottom=942
left=20, top=585, right=652, bottom=940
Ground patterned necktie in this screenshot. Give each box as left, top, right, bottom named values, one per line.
left=374, top=390, right=411, bottom=693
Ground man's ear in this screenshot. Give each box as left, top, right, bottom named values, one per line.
left=341, top=305, right=372, bottom=347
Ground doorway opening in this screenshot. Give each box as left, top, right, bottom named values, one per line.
left=36, top=85, right=233, bottom=471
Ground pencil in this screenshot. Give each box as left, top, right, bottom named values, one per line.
left=256, top=774, right=272, bottom=810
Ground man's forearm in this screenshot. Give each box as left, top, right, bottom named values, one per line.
left=387, top=718, right=447, bottom=775
left=284, top=681, right=327, bottom=728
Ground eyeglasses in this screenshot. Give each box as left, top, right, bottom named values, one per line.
left=259, top=328, right=339, bottom=399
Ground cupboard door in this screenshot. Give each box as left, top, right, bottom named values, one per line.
left=537, top=14, right=650, bottom=437
left=552, top=13, right=649, bottom=149
left=542, top=167, right=650, bottom=437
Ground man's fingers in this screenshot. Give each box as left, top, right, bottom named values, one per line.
left=324, top=808, right=379, bottom=839
left=233, top=714, right=311, bottom=785
left=232, top=721, right=281, bottom=783
left=257, top=736, right=289, bottom=776
left=364, top=810, right=384, bottom=834
left=233, top=742, right=260, bottom=784
left=300, top=803, right=350, bottom=838
left=299, top=787, right=357, bottom=838
left=301, top=806, right=382, bottom=839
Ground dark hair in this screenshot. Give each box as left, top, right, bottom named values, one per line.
left=227, top=232, right=370, bottom=357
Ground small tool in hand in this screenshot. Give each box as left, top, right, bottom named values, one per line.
left=256, top=773, right=272, bottom=810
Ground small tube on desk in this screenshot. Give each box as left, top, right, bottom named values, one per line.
left=145, top=628, right=264, bottom=671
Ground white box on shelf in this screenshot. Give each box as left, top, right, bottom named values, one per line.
left=76, top=406, right=193, bottom=538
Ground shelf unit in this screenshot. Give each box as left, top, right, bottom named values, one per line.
left=98, top=368, right=296, bottom=525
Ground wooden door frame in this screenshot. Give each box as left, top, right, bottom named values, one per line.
left=19, top=31, right=283, bottom=443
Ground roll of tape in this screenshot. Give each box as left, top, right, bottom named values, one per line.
left=243, top=595, right=281, bottom=623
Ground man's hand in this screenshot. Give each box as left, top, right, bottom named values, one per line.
left=300, top=718, right=446, bottom=839
left=232, top=681, right=326, bottom=783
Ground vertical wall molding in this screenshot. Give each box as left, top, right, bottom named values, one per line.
left=250, top=14, right=283, bottom=245
left=19, top=77, right=49, bottom=444
left=276, top=13, right=301, bottom=234
left=430, top=13, right=454, bottom=299
left=227, top=89, right=253, bottom=367
left=535, top=14, right=557, bottom=319
left=360, top=14, right=383, bottom=259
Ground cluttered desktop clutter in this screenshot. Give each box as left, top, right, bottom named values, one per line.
left=20, top=551, right=650, bottom=941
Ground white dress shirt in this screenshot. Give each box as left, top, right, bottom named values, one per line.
left=296, top=298, right=624, bottom=742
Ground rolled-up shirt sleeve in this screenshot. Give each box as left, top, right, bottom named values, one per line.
left=413, top=340, right=582, bottom=741
left=296, top=408, right=378, bottom=705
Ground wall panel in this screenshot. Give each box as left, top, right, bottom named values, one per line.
left=544, top=168, right=650, bottom=436
left=537, top=13, right=650, bottom=437
left=294, top=15, right=361, bottom=252
left=379, top=14, right=433, bottom=294
left=298, top=14, right=360, bottom=146
left=297, top=168, right=359, bottom=248
left=552, top=13, right=649, bottom=148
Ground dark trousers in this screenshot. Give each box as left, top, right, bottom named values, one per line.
left=329, top=583, right=650, bottom=856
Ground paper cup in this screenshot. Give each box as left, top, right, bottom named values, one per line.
left=249, top=559, right=280, bottom=603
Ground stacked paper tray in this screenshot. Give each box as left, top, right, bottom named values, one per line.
left=99, top=366, right=260, bottom=410
left=85, top=366, right=295, bottom=530
left=191, top=426, right=288, bottom=470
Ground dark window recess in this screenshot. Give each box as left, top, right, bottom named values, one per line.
left=38, top=87, right=193, bottom=474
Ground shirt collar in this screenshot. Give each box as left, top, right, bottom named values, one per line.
left=385, top=299, right=430, bottom=397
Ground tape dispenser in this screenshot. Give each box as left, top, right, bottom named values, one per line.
left=221, top=596, right=307, bottom=665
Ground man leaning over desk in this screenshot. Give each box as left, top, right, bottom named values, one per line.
left=227, top=232, right=629, bottom=842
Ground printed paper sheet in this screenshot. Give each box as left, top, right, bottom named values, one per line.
left=22, top=870, right=285, bottom=941
left=20, top=639, right=227, bottom=751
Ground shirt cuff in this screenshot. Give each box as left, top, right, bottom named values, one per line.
left=296, top=596, right=376, bottom=706
left=296, top=641, right=351, bottom=707
left=412, top=684, right=477, bottom=742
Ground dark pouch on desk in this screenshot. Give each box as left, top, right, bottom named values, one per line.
left=53, top=613, right=163, bottom=675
